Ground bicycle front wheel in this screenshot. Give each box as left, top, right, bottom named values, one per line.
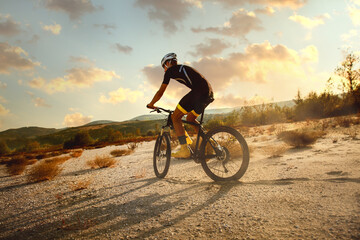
left=153, top=133, right=171, bottom=178
left=200, top=126, right=249, bottom=181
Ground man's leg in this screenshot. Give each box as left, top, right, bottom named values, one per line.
left=186, top=111, right=200, bottom=134
left=171, top=107, right=191, bottom=158
left=171, top=108, right=185, bottom=138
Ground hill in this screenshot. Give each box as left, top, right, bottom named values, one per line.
left=0, top=127, right=59, bottom=141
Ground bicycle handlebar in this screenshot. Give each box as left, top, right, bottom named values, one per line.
left=148, top=106, right=172, bottom=114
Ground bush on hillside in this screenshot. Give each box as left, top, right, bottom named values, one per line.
left=63, top=131, right=94, bottom=149
left=0, top=140, right=11, bottom=155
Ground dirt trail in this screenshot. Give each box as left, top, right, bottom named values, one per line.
left=0, top=122, right=359, bottom=239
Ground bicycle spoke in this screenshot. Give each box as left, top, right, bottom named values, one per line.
left=201, top=126, right=249, bottom=181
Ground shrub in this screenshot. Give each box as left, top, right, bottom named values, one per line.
left=336, top=117, right=352, bottom=128
left=5, top=157, right=31, bottom=175
left=69, top=179, right=91, bottom=191
left=23, top=141, right=41, bottom=153
left=87, top=155, right=116, bottom=169
left=263, top=144, right=289, bottom=158
left=127, top=142, right=139, bottom=151
left=70, top=150, right=83, bottom=158
left=240, top=104, right=287, bottom=126
left=278, top=129, right=325, bottom=148
left=27, top=156, right=70, bottom=182
left=110, top=149, right=132, bottom=157
left=27, top=160, right=62, bottom=182
left=204, top=117, right=224, bottom=129
left=0, top=140, right=11, bottom=155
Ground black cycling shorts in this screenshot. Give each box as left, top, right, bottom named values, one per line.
left=177, top=91, right=214, bottom=117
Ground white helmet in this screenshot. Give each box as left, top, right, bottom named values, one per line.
left=161, top=53, right=177, bottom=67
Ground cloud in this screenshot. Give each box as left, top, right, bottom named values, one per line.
left=94, top=23, right=116, bottom=34
left=63, top=112, right=92, bottom=127
left=348, top=3, right=360, bottom=26
left=134, top=0, right=200, bottom=33
left=142, top=41, right=320, bottom=103
left=289, top=13, right=330, bottom=29
left=254, top=6, right=275, bottom=15
left=114, top=43, right=133, bottom=54
left=192, top=9, right=263, bottom=37
left=42, top=22, right=62, bottom=35
left=189, top=38, right=231, bottom=57
left=0, top=96, right=7, bottom=103
left=207, top=0, right=307, bottom=9
left=69, top=56, right=95, bottom=65
left=0, top=42, right=40, bottom=74
left=99, top=88, right=144, bottom=104
left=29, top=67, right=120, bottom=94
left=0, top=104, right=10, bottom=116
left=341, top=29, right=358, bottom=41
left=27, top=34, right=40, bottom=44
left=213, top=93, right=272, bottom=107
left=27, top=92, right=51, bottom=107
left=0, top=81, right=7, bottom=89
left=0, top=14, right=22, bottom=36
left=43, top=0, right=102, bottom=20
left=300, top=45, right=318, bottom=62
left=193, top=41, right=317, bottom=90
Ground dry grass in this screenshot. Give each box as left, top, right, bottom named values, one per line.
left=127, top=142, right=140, bottom=151
left=278, top=129, right=325, bottom=148
left=6, top=156, right=37, bottom=176
left=27, top=160, right=62, bottom=182
left=5, top=157, right=37, bottom=176
left=110, top=149, right=133, bottom=157
left=70, top=150, right=83, bottom=158
left=336, top=117, right=352, bottom=128
left=45, top=156, right=71, bottom=165
left=87, top=155, right=116, bottom=169
left=263, top=144, right=289, bottom=158
left=27, top=156, right=71, bottom=182
left=267, top=125, right=276, bottom=135
left=134, top=168, right=147, bottom=179
left=110, top=142, right=139, bottom=157
left=69, top=179, right=92, bottom=191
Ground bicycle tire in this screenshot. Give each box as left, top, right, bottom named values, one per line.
left=153, top=133, right=171, bottom=178
left=200, top=126, right=249, bottom=181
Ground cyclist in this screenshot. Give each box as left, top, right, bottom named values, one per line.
left=147, top=53, right=214, bottom=158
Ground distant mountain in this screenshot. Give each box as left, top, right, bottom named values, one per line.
left=130, top=114, right=167, bottom=121
left=83, top=120, right=117, bottom=126
left=0, top=126, right=59, bottom=140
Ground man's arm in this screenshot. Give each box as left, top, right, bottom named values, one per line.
left=147, top=83, right=168, bottom=109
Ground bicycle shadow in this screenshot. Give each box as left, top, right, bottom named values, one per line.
left=1, top=176, right=235, bottom=240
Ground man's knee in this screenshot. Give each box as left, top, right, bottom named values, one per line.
left=186, top=112, right=197, bottom=122
left=172, top=109, right=184, bottom=122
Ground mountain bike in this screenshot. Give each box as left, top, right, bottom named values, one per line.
left=151, top=107, right=249, bottom=181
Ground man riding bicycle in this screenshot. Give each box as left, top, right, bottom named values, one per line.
left=147, top=53, right=214, bottom=158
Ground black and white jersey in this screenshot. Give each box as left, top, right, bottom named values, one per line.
left=162, top=64, right=212, bottom=94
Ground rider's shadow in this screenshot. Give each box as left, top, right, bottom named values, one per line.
left=73, top=179, right=234, bottom=239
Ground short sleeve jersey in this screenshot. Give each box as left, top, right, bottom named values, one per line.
left=162, top=65, right=212, bottom=94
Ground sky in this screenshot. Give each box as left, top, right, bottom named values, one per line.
left=0, top=0, right=359, bottom=131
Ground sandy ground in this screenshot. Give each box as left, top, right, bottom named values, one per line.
left=0, top=119, right=359, bottom=240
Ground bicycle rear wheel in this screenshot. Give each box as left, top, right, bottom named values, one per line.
left=153, top=133, right=171, bottom=178
left=200, top=126, right=249, bottom=181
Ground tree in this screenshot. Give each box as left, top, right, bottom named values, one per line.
left=329, top=52, right=360, bottom=109
left=63, top=131, right=94, bottom=149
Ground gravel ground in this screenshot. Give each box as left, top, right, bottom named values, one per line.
left=0, top=121, right=359, bottom=240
